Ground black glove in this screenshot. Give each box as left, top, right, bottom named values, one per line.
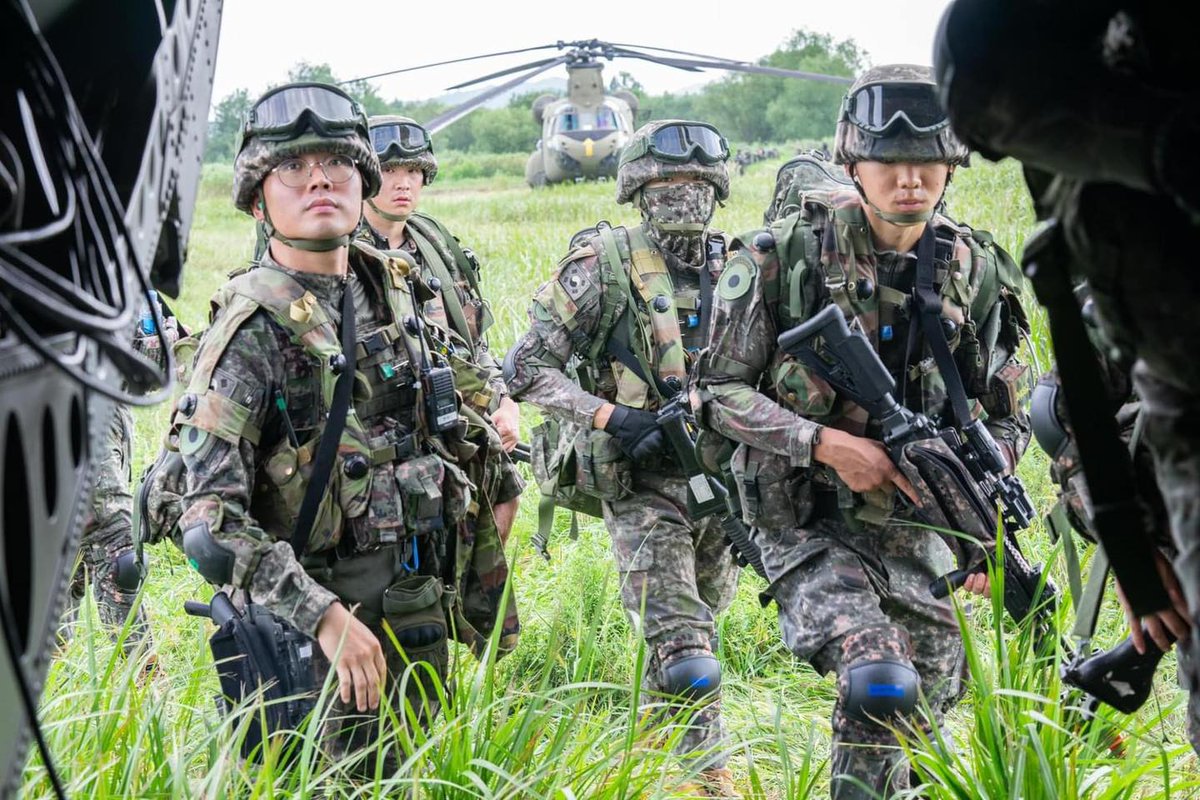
left=604, top=404, right=664, bottom=461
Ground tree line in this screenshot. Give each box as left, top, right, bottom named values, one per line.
left=205, top=30, right=866, bottom=163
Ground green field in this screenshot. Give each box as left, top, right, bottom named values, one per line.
left=25, top=157, right=1200, bottom=798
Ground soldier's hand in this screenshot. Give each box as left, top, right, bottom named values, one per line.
left=601, top=403, right=665, bottom=460
left=1116, top=550, right=1191, bottom=654
left=492, top=396, right=520, bottom=452
left=962, top=572, right=990, bottom=596
left=813, top=427, right=921, bottom=507
left=316, top=602, right=387, bottom=712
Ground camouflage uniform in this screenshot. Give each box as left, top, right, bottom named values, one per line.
left=174, top=245, right=516, bottom=762
left=67, top=310, right=181, bottom=650
left=696, top=67, right=1030, bottom=798
left=506, top=122, right=740, bottom=776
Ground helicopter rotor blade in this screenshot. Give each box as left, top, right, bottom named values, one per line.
left=340, top=43, right=562, bottom=85
left=614, top=49, right=852, bottom=84
left=445, top=56, right=567, bottom=91
left=424, top=57, right=570, bottom=135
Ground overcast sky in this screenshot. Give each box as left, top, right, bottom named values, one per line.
left=212, top=0, right=954, bottom=105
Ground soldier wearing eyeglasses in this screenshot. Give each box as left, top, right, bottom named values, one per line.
left=696, top=65, right=1030, bottom=798
left=504, top=120, right=742, bottom=797
left=165, top=83, right=517, bottom=766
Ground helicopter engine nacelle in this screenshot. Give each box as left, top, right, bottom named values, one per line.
left=531, top=94, right=556, bottom=126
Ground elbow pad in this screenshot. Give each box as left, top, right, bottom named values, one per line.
left=182, top=521, right=236, bottom=586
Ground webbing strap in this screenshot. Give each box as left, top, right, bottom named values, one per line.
left=409, top=213, right=483, bottom=297
left=1073, top=547, right=1110, bottom=644
left=406, top=227, right=476, bottom=357
left=291, top=284, right=356, bottom=558
left=914, top=225, right=973, bottom=428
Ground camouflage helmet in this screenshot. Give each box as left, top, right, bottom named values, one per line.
left=368, top=114, right=438, bottom=185
left=616, top=120, right=730, bottom=204
left=232, top=82, right=381, bottom=215
left=834, top=64, right=969, bottom=166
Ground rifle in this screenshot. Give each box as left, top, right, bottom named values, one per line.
left=777, top=304, right=1166, bottom=717
left=655, top=396, right=770, bottom=583
left=511, top=441, right=531, bottom=464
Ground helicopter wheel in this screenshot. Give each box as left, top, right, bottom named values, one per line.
left=528, top=169, right=548, bottom=188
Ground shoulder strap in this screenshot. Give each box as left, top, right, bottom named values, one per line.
left=914, top=225, right=973, bottom=428
left=409, top=213, right=483, bottom=296
left=405, top=226, right=477, bottom=356
left=290, top=285, right=356, bottom=558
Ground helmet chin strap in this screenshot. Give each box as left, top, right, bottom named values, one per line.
left=261, top=203, right=349, bottom=253
left=367, top=198, right=410, bottom=224
left=849, top=164, right=944, bottom=227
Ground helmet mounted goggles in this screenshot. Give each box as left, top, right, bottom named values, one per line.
left=625, top=122, right=729, bottom=165
left=370, top=120, right=433, bottom=161
left=841, top=80, right=949, bottom=138
left=243, top=82, right=367, bottom=143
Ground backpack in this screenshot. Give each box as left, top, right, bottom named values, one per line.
left=762, top=150, right=855, bottom=225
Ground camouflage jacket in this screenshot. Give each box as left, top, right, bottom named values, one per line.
left=174, top=243, right=511, bottom=642
left=506, top=222, right=725, bottom=429
left=697, top=191, right=1031, bottom=521
left=358, top=213, right=506, bottom=417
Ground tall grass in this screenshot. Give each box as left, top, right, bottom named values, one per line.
left=24, top=155, right=1200, bottom=797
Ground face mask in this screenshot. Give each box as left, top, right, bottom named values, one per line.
left=639, top=182, right=715, bottom=262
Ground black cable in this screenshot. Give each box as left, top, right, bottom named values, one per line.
left=0, top=569, right=68, bottom=799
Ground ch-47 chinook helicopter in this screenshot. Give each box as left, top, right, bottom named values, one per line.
left=345, top=39, right=852, bottom=187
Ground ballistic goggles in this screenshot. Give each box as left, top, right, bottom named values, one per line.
left=243, top=82, right=368, bottom=143
left=627, top=123, right=729, bottom=165
left=841, top=81, right=949, bottom=137
left=370, top=121, right=433, bottom=161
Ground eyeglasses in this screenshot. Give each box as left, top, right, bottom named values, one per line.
left=370, top=121, right=433, bottom=160
left=270, top=155, right=357, bottom=188
left=841, top=81, right=949, bottom=137
left=244, top=83, right=367, bottom=143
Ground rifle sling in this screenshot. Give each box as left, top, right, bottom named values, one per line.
left=291, top=283, right=356, bottom=559
left=913, top=225, right=973, bottom=429
left=1025, top=220, right=1168, bottom=617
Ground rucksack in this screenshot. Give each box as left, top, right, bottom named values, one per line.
left=763, top=149, right=855, bottom=225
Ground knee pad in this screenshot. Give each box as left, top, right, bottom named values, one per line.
left=112, top=550, right=147, bottom=592
left=843, top=659, right=920, bottom=724
left=662, top=652, right=722, bottom=700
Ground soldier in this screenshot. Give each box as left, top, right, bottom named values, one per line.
left=696, top=65, right=1029, bottom=798
left=66, top=298, right=183, bottom=654
left=504, top=120, right=741, bottom=797
left=171, top=82, right=516, bottom=765
left=935, top=0, right=1200, bottom=718
left=358, top=115, right=523, bottom=547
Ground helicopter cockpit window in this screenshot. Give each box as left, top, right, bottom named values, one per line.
left=555, top=111, right=580, bottom=133
left=594, top=107, right=618, bottom=130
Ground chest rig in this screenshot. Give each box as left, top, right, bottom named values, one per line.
left=587, top=223, right=726, bottom=409
left=766, top=193, right=988, bottom=434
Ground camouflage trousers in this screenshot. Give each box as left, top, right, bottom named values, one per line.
left=756, top=509, right=965, bottom=799
left=67, top=404, right=150, bottom=651
left=602, top=469, right=740, bottom=767
left=305, top=543, right=451, bottom=772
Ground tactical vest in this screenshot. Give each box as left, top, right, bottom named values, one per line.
left=574, top=223, right=725, bottom=410
left=151, top=249, right=463, bottom=556
left=757, top=190, right=1017, bottom=437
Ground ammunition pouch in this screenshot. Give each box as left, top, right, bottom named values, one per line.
left=729, top=446, right=812, bottom=528
left=530, top=416, right=604, bottom=519
left=576, top=427, right=634, bottom=501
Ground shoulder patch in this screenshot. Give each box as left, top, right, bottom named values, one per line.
left=717, top=259, right=756, bottom=302
left=178, top=425, right=209, bottom=456
left=558, top=261, right=592, bottom=301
